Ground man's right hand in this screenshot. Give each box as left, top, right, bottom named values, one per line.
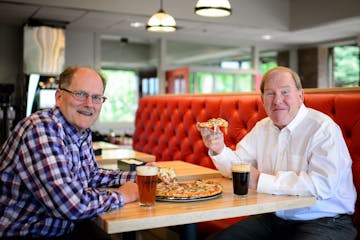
left=197, top=125, right=225, bottom=155
left=118, top=181, right=139, bottom=204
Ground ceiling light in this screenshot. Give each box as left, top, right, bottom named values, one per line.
left=146, top=0, right=176, bottom=32
left=261, top=35, right=272, bottom=40
left=130, top=22, right=145, bottom=28
left=195, top=0, right=232, bottom=17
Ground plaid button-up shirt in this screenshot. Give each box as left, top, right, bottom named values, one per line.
left=0, top=107, right=136, bottom=237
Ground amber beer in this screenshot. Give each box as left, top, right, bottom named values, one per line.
left=231, top=162, right=250, bottom=197
left=136, top=166, right=158, bottom=206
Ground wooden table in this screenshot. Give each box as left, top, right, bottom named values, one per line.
left=95, top=161, right=316, bottom=239
left=157, top=160, right=222, bottom=181
left=95, top=149, right=156, bottom=168
left=93, top=141, right=121, bottom=150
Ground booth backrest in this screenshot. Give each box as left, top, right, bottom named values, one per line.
left=133, top=87, right=360, bottom=233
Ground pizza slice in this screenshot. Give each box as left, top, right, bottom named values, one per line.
left=158, top=167, right=177, bottom=184
left=197, top=118, right=228, bottom=134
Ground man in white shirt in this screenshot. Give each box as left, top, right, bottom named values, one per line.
left=199, top=66, right=357, bottom=240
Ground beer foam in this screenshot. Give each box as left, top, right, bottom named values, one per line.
left=136, top=166, right=158, bottom=176
left=232, top=164, right=250, bottom=172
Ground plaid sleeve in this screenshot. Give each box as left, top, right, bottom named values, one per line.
left=89, top=167, right=137, bottom=187
left=16, top=122, right=126, bottom=220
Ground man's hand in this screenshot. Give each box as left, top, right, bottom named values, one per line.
left=197, top=124, right=225, bottom=155
left=118, top=181, right=139, bottom=204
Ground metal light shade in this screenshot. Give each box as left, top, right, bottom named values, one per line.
left=147, top=9, right=176, bottom=32
left=195, top=0, right=232, bottom=17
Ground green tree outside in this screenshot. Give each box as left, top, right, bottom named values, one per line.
left=334, top=46, right=359, bottom=87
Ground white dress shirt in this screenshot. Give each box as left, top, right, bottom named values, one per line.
left=211, top=104, right=356, bottom=220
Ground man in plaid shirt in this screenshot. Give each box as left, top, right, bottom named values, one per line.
left=0, top=66, right=139, bottom=239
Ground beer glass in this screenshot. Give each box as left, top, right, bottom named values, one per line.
left=231, top=161, right=250, bottom=197
left=136, top=166, right=158, bottom=206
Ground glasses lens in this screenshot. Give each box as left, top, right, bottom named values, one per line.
left=92, top=96, right=104, bottom=104
left=73, top=91, right=89, bottom=101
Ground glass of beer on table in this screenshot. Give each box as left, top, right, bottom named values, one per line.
left=136, top=165, right=158, bottom=206
left=231, top=161, right=250, bottom=197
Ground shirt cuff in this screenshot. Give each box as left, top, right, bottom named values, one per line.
left=210, top=147, right=233, bottom=178
left=257, top=173, right=275, bottom=194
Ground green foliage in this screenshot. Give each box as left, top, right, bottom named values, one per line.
left=196, top=72, right=213, bottom=93
left=236, top=74, right=253, bottom=91
left=189, top=73, right=195, bottom=93
left=99, top=69, right=138, bottom=122
left=334, top=46, right=359, bottom=87
left=214, top=73, right=234, bottom=92
left=189, top=72, right=254, bottom=93
left=261, top=61, right=277, bottom=74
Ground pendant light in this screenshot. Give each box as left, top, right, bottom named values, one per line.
left=147, top=0, right=176, bottom=32
left=195, top=0, right=232, bottom=17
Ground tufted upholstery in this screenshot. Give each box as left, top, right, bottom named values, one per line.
left=133, top=88, right=360, bottom=238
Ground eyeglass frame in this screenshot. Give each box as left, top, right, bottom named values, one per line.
left=59, top=88, right=107, bottom=104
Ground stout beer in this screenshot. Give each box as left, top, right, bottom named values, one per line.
left=136, top=166, right=158, bottom=206
left=231, top=162, right=250, bottom=197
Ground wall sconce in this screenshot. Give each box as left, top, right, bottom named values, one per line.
left=147, top=0, right=176, bottom=32
left=195, top=0, right=232, bottom=17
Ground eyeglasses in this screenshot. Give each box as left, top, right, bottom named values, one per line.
left=59, top=88, right=107, bottom=104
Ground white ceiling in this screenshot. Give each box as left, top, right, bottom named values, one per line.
left=0, top=0, right=359, bottom=49
left=0, top=0, right=359, bottom=69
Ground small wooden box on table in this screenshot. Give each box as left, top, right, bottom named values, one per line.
left=93, top=141, right=156, bottom=169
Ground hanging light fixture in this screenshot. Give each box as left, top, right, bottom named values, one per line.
left=146, top=0, right=176, bottom=32
left=195, top=0, right=232, bottom=17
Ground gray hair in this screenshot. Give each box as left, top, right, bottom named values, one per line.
left=260, top=66, right=302, bottom=94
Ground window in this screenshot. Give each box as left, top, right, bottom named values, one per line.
left=189, top=58, right=276, bottom=94
left=142, top=77, right=159, bottom=96
left=260, top=61, right=277, bottom=74
left=235, top=74, right=253, bottom=92
left=190, top=72, right=254, bottom=93
left=185, top=50, right=282, bottom=94
left=191, top=72, right=214, bottom=93
left=92, top=69, right=138, bottom=134
left=331, top=45, right=360, bottom=87
left=214, top=73, right=235, bottom=92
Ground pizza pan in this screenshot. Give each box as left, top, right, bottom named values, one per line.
left=156, top=192, right=222, bottom=202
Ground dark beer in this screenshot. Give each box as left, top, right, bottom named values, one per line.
left=231, top=163, right=250, bottom=196
left=136, top=166, right=158, bottom=206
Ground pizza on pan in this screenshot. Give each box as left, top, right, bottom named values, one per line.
left=156, top=180, right=223, bottom=199
left=156, top=167, right=223, bottom=199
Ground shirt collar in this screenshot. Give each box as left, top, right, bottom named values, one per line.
left=283, top=104, right=308, bottom=132
left=53, top=107, right=91, bottom=145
